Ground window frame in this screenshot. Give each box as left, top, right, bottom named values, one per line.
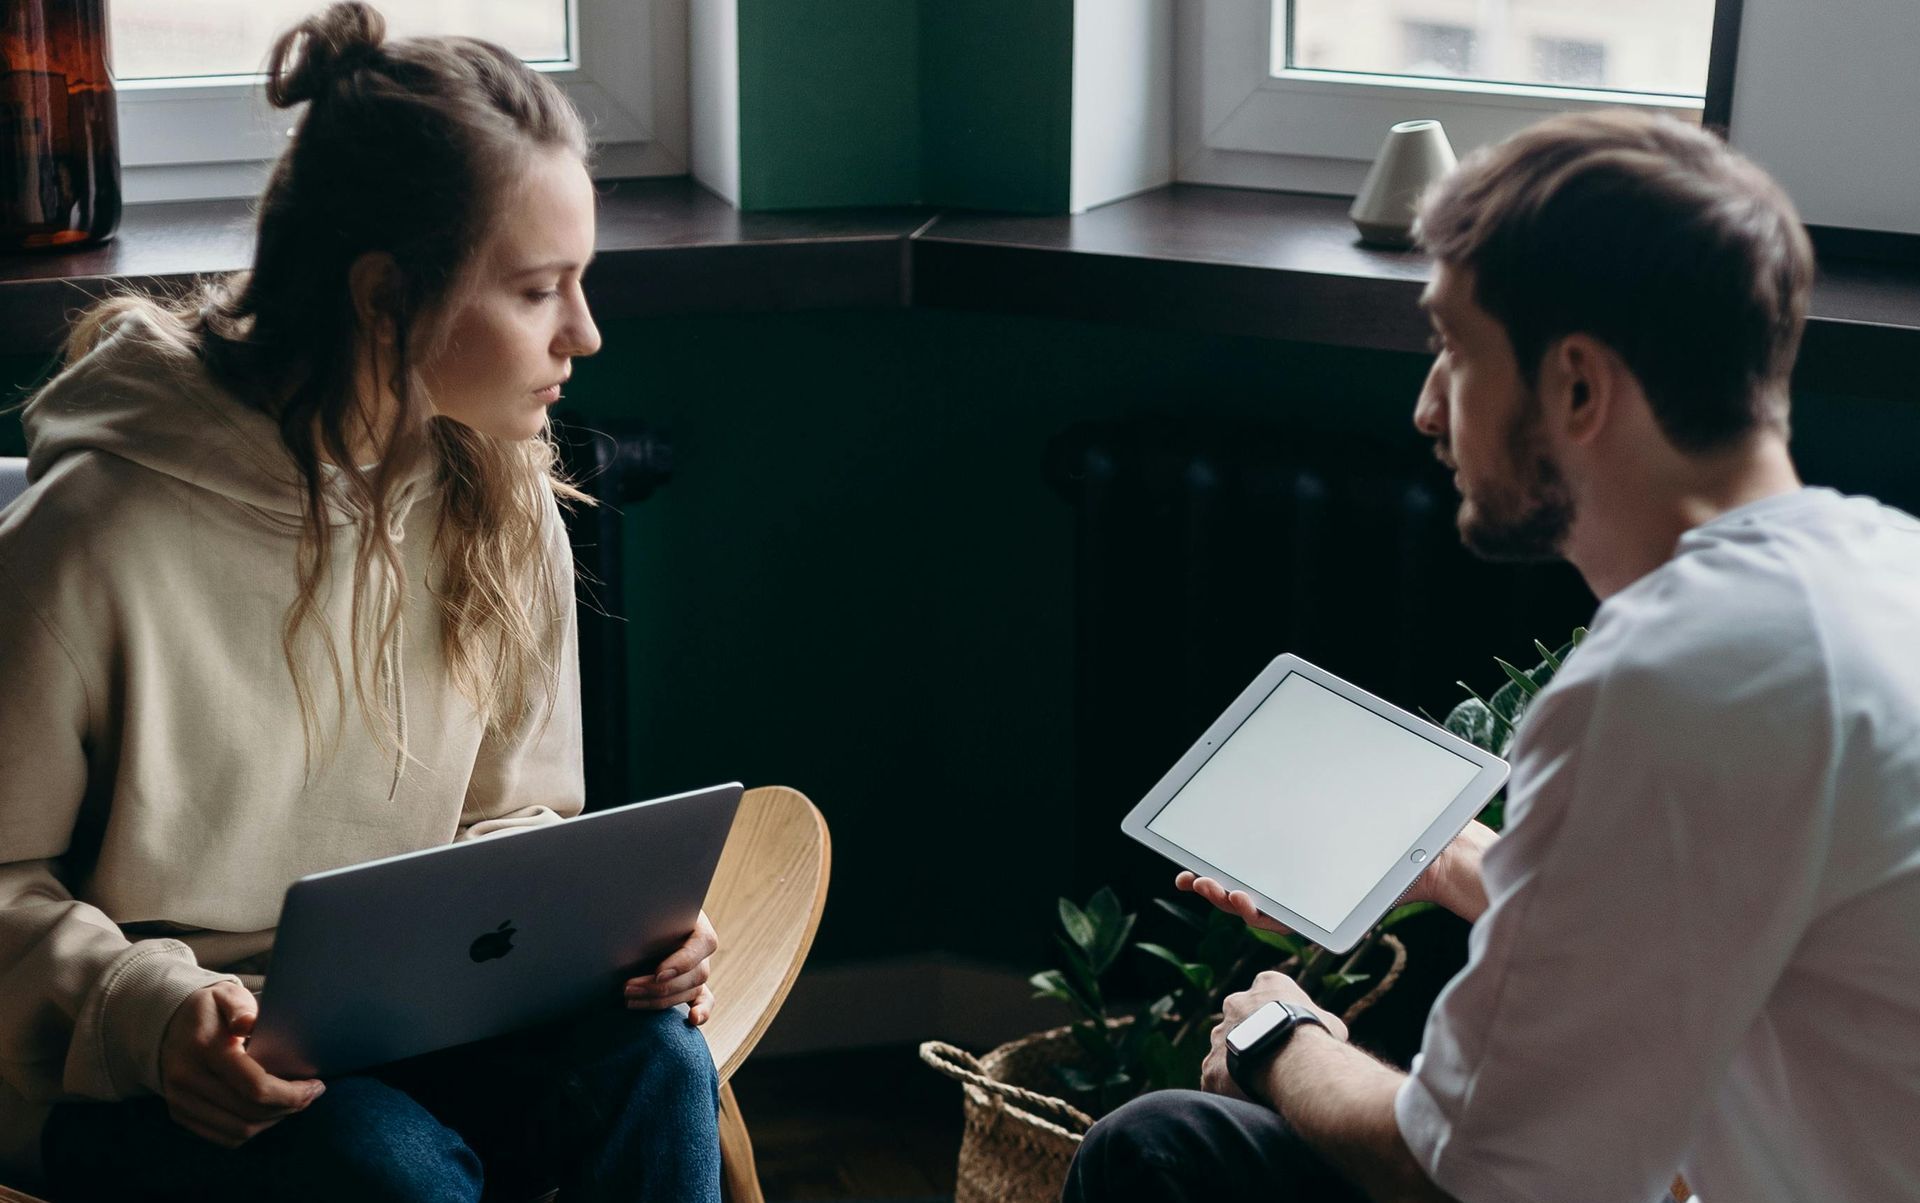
left=1182, top=0, right=1732, bottom=195
left=114, top=0, right=686, bottom=203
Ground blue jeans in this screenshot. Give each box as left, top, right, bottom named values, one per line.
left=39, top=1003, right=721, bottom=1203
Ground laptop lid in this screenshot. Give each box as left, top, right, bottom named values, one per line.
left=247, top=782, right=743, bottom=1078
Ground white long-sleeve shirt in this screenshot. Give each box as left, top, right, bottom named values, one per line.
left=1397, top=487, right=1920, bottom=1203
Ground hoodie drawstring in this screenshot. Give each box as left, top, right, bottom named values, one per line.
left=381, top=496, right=412, bottom=800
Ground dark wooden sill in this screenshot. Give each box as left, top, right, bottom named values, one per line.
left=0, top=178, right=931, bottom=356
left=5, top=178, right=1917, bottom=398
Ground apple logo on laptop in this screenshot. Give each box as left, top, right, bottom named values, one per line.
left=470, top=920, right=517, bottom=963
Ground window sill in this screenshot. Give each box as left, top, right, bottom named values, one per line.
left=5, top=180, right=1917, bottom=399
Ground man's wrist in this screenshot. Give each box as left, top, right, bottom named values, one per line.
left=1259, top=1015, right=1337, bottom=1108
left=1437, top=826, right=1496, bottom=922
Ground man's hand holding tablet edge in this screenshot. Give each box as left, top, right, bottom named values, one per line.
left=1119, top=653, right=1510, bottom=953
left=1176, top=817, right=1500, bottom=934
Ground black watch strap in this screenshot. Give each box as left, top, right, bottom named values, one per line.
left=1226, top=1000, right=1326, bottom=1104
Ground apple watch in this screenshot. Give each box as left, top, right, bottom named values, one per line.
left=1226, top=1000, right=1326, bottom=1104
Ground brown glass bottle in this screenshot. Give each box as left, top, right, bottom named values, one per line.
left=1, top=0, right=121, bottom=250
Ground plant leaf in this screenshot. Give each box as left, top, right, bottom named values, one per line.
left=1321, top=971, right=1371, bottom=991
left=1054, top=1064, right=1103, bottom=1094
left=1058, top=898, right=1095, bottom=953
left=1152, top=896, right=1206, bottom=931
left=1571, top=626, right=1588, bottom=646
left=1456, top=682, right=1516, bottom=741
left=1088, top=912, right=1136, bottom=977
left=1137, top=942, right=1216, bottom=993
left=1068, top=1019, right=1117, bottom=1069
left=1136, top=1031, right=1185, bottom=1090
left=1533, top=639, right=1562, bottom=672
left=1087, top=887, right=1124, bottom=935
left=1245, top=925, right=1303, bottom=956
left=1494, top=657, right=1541, bottom=697
left=1029, top=969, right=1075, bottom=1005
left=1444, top=696, right=1500, bottom=752
left=1053, top=936, right=1104, bottom=1012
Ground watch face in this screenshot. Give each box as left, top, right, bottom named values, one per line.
left=1227, top=1002, right=1291, bottom=1054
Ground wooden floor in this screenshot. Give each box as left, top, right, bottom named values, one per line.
left=729, top=1044, right=963, bottom=1202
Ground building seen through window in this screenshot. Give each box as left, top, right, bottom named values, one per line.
left=110, top=0, right=568, bottom=81
left=1284, top=0, right=1714, bottom=97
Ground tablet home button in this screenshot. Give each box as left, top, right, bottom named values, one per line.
left=1410, top=849, right=1429, bottom=863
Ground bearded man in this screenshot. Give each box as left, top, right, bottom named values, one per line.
left=1066, top=110, right=1920, bottom=1203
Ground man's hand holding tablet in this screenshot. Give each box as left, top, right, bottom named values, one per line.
left=1175, top=817, right=1499, bottom=931
left=1119, top=653, right=1511, bottom=952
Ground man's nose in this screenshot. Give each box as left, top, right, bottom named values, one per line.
left=1413, top=359, right=1447, bottom=438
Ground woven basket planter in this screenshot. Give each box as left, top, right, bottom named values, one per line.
left=920, top=932, right=1406, bottom=1203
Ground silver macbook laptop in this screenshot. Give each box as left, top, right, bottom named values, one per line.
left=246, top=782, right=743, bottom=1078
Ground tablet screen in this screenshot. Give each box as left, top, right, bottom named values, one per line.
left=1145, top=672, right=1483, bottom=931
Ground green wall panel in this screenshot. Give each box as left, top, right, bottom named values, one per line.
left=734, top=0, right=1074, bottom=212
left=920, top=0, right=1074, bottom=213
left=738, top=0, right=923, bottom=209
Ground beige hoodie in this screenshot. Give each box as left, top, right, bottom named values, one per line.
left=0, top=310, right=583, bottom=1183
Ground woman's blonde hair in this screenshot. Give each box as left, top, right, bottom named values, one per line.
left=61, top=1, right=592, bottom=762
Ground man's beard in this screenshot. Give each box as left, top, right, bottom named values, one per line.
left=1453, top=402, right=1575, bottom=563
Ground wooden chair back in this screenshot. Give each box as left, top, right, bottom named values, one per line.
left=701, top=785, right=832, bottom=1083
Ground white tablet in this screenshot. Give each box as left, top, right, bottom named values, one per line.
left=1120, top=654, right=1509, bottom=952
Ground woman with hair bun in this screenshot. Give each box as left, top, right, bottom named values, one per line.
left=0, top=4, right=722, bottom=1199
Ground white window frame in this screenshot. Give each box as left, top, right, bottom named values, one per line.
left=1178, top=0, right=1703, bottom=195
left=115, top=0, right=687, bottom=203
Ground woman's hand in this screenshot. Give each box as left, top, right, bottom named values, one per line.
left=624, top=909, right=718, bottom=1025
left=1175, top=819, right=1501, bottom=928
left=158, top=981, right=325, bottom=1148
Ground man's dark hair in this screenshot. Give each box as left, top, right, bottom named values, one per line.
left=1417, top=110, right=1814, bottom=452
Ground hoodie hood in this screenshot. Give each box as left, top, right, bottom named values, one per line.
left=23, top=305, right=438, bottom=797
left=22, top=306, right=432, bottom=524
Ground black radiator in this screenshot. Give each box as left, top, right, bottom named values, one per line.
left=1043, top=416, right=1594, bottom=902
left=552, top=414, right=673, bottom=812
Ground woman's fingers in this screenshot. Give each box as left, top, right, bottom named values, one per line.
left=629, top=976, right=710, bottom=1011
left=625, top=953, right=713, bottom=1001
left=199, top=1041, right=321, bottom=1121
left=685, top=985, right=715, bottom=1026
left=647, top=911, right=720, bottom=986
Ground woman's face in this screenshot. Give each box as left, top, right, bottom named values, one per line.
left=416, top=147, right=602, bottom=442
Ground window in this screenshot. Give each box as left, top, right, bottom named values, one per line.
left=113, top=0, right=685, bottom=203
left=1531, top=37, right=1607, bottom=90
left=1400, top=23, right=1478, bottom=80
left=1183, top=1, right=1716, bottom=196
left=112, top=1, right=569, bottom=80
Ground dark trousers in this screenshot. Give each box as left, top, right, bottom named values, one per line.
left=1063, top=1089, right=1368, bottom=1203
left=40, top=1003, right=720, bottom=1203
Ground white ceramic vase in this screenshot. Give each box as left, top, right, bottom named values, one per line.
left=1349, top=119, right=1459, bottom=249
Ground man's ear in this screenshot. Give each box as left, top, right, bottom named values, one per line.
left=347, top=252, right=402, bottom=348
left=1548, top=334, right=1611, bottom=446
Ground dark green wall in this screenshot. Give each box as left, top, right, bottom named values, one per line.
left=735, top=0, right=1073, bottom=211
left=919, top=0, right=1073, bottom=213
left=738, top=0, right=923, bottom=209
left=8, top=314, right=1919, bottom=970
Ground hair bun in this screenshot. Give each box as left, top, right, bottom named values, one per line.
left=265, top=2, right=389, bottom=109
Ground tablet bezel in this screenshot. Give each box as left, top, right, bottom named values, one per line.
left=1119, top=653, right=1510, bottom=953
